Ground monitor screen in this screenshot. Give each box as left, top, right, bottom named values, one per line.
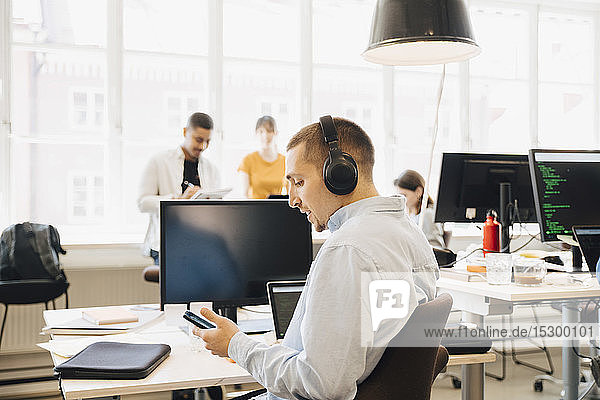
left=529, top=150, right=600, bottom=242
left=572, top=226, right=600, bottom=273
left=160, top=200, right=312, bottom=308
left=267, top=281, right=305, bottom=340
left=435, top=153, right=536, bottom=223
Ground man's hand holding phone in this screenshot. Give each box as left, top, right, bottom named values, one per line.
left=187, top=308, right=240, bottom=358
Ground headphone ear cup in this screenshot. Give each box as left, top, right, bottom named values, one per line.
left=323, top=153, right=358, bottom=195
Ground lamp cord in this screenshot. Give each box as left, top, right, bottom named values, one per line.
left=419, top=64, right=446, bottom=229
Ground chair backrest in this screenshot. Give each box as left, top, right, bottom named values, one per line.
left=355, top=293, right=453, bottom=400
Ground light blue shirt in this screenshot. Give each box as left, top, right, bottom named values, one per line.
left=228, top=196, right=439, bottom=399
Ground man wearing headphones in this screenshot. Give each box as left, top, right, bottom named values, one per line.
left=195, top=117, right=439, bottom=399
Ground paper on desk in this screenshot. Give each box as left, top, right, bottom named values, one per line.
left=41, top=309, right=164, bottom=335
left=37, top=332, right=165, bottom=358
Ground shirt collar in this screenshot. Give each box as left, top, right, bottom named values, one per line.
left=327, top=196, right=407, bottom=233
left=176, top=146, right=202, bottom=162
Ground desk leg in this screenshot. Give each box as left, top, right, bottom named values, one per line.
left=461, top=311, right=484, bottom=400
left=562, top=303, right=579, bottom=400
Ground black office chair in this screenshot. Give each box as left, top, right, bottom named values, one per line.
left=355, top=293, right=452, bottom=400
left=232, top=294, right=453, bottom=400
left=0, top=278, right=69, bottom=349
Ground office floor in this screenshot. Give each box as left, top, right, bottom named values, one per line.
left=434, top=347, right=573, bottom=400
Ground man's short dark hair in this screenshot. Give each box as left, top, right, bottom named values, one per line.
left=286, top=117, right=375, bottom=181
left=187, top=112, right=214, bottom=130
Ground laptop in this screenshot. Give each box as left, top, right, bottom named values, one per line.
left=572, top=226, right=600, bottom=274
left=267, top=280, right=305, bottom=340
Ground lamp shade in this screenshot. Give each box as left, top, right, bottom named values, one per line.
left=362, top=0, right=480, bottom=66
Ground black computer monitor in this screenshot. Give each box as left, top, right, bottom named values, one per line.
left=435, top=153, right=537, bottom=223
left=160, top=200, right=312, bottom=314
left=528, top=149, right=600, bottom=242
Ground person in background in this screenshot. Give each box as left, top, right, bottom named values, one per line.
left=394, top=169, right=448, bottom=249
left=137, top=112, right=221, bottom=265
left=238, top=116, right=286, bottom=199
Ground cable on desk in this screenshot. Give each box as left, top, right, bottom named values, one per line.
left=438, top=247, right=483, bottom=268
left=512, top=205, right=564, bottom=251
left=440, top=235, right=535, bottom=269
left=507, top=235, right=537, bottom=253
left=240, top=306, right=271, bottom=314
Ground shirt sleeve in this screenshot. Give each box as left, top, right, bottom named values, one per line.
left=137, top=156, right=173, bottom=214
left=228, top=244, right=378, bottom=400
left=209, top=161, right=222, bottom=189
left=238, top=154, right=251, bottom=174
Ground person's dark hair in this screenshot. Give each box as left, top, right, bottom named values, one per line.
left=393, top=169, right=434, bottom=212
left=286, top=117, right=375, bottom=181
left=187, top=112, right=213, bottom=130
left=256, top=115, right=277, bottom=132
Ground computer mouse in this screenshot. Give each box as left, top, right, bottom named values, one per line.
left=543, top=255, right=564, bottom=266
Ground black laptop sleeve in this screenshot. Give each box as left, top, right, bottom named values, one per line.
left=54, top=342, right=171, bottom=379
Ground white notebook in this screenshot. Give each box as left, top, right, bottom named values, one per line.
left=82, top=306, right=139, bottom=325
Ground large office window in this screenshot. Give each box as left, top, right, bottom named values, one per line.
left=2, top=0, right=600, bottom=242
left=392, top=65, right=460, bottom=197
left=469, top=4, right=531, bottom=153
left=10, top=1, right=107, bottom=232
left=312, top=0, right=388, bottom=188
left=538, top=11, right=595, bottom=148
left=222, top=0, right=301, bottom=187
left=121, top=0, right=210, bottom=233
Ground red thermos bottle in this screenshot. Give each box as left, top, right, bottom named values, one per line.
left=483, top=212, right=500, bottom=255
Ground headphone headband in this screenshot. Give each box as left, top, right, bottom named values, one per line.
left=319, top=115, right=339, bottom=145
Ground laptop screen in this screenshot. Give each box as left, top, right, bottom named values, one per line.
left=267, top=281, right=305, bottom=340
left=573, top=226, right=600, bottom=273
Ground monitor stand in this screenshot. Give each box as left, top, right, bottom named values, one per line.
left=215, top=305, right=238, bottom=323
left=499, top=182, right=512, bottom=253
left=215, top=305, right=274, bottom=334
left=572, top=245, right=583, bottom=272
left=557, top=234, right=583, bottom=272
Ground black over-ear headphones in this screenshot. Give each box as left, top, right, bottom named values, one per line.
left=319, top=115, right=358, bottom=195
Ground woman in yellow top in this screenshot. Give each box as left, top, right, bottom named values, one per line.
left=238, top=116, right=286, bottom=199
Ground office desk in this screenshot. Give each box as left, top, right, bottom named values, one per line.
left=43, top=305, right=496, bottom=400
left=43, top=308, right=255, bottom=400
left=437, top=276, right=600, bottom=400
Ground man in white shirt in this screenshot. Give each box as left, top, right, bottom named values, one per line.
left=194, top=117, right=438, bottom=399
left=137, top=112, right=221, bottom=264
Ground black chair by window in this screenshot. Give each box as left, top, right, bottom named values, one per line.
left=0, top=278, right=69, bottom=349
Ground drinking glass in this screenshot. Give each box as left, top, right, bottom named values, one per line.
left=514, top=258, right=546, bottom=286
left=485, top=253, right=512, bottom=285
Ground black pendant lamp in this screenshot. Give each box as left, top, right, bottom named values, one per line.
left=362, top=0, right=480, bottom=65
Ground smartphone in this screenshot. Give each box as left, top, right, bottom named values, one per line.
left=183, top=310, right=216, bottom=329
